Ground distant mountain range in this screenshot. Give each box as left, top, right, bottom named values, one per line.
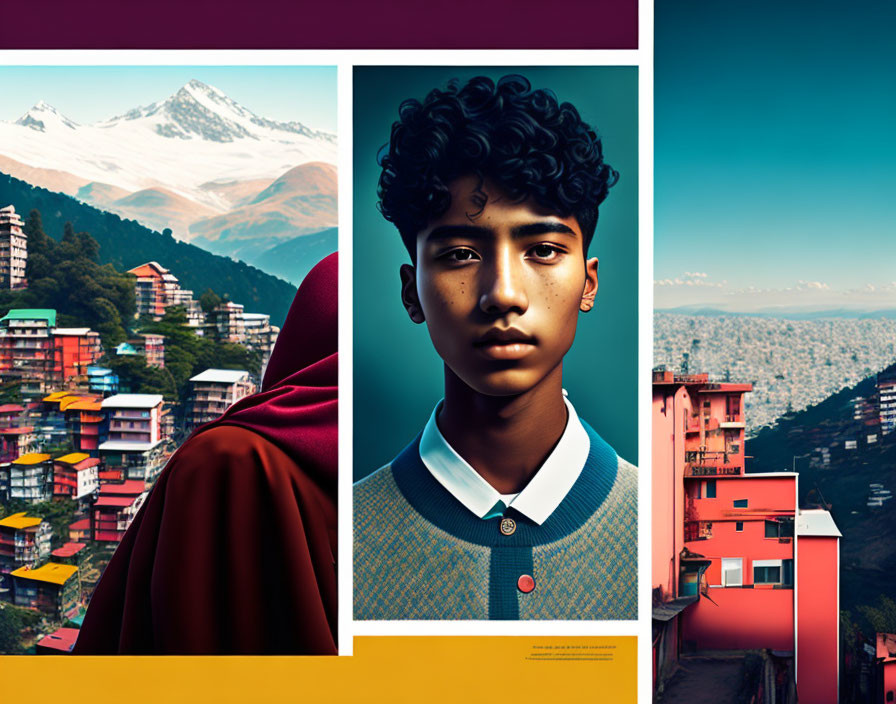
left=658, top=305, right=896, bottom=320
left=0, top=80, right=337, bottom=277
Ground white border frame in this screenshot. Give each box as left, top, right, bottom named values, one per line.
left=0, top=44, right=654, bottom=700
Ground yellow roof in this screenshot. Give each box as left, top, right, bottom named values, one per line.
left=14, top=453, right=51, bottom=465
left=42, top=391, right=70, bottom=402
left=67, top=400, right=103, bottom=411
left=55, top=452, right=90, bottom=464
left=11, top=562, right=78, bottom=585
left=0, top=512, right=42, bottom=530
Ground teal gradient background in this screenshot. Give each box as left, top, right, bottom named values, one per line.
left=353, top=66, right=638, bottom=479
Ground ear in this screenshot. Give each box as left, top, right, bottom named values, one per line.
left=400, top=263, right=425, bottom=323
left=580, top=257, right=598, bottom=312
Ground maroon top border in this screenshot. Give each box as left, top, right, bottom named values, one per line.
left=0, top=0, right=637, bottom=50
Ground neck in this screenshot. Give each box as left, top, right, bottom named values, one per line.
left=437, top=365, right=568, bottom=494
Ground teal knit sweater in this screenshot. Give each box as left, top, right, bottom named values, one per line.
left=353, top=422, right=637, bottom=620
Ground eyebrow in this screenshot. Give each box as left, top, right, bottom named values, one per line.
left=425, top=221, right=578, bottom=242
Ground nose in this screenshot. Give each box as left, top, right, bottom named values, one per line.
left=479, top=246, right=528, bottom=316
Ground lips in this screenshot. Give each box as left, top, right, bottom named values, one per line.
left=473, top=328, right=537, bottom=361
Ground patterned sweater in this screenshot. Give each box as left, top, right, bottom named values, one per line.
left=354, top=422, right=637, bottom=620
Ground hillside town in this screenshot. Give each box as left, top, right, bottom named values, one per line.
left=0, top=203, right=278, bottom=653
left=655, top=313, right=896, bottom=433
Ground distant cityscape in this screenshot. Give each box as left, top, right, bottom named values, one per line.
left=0, top=203, right=278, bottom=653
left=654, top=313, right=896, bottom=434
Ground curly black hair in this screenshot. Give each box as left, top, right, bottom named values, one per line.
left=377, top=74, right=618, bottom=257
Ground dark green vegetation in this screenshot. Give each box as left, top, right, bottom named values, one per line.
left=129, top=305, right=262, bottom=400
left=0, top=209, right=261, bottom=402
left=0, top=210, right=135, bottom=347
left=0, top=172, right=297, bottom=327
left=748, top=366, right=896, bottom=638
left=0, top=602, right=42, bottom=654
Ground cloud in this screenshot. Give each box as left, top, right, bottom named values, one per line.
left=796, top=280, right=830, bottom=290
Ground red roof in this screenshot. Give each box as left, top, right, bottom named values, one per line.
left=94, top=496, right=137, bottom=508
left=69, top=518, right=90, bottom=531
left=0, top=404, right=24, bottom=413
left=37, top=627, right=79, bottom=653
left=99, top=480, right=145, bottom=496
left=0, top=426, right=34, bottom=435
left=52, top=542, right=87, bottom=557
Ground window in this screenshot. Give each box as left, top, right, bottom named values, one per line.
left=735, top=521, right=743, bottom=532
left=753, top=559, right=782, bottom=584
left=721, top=558, right=742, bottom=587
left=733, top=499, right=748, bottom=508
left=782, top=559, right=794, bottom=587
left=705, top=480, right=716, bottom=498
left=765, top=518, right=795, bottom=538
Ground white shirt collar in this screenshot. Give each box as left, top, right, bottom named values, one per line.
left=418, top=395, right=590, bottom=525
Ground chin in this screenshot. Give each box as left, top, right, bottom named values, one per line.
left=458, top=368, right=546, bottom=397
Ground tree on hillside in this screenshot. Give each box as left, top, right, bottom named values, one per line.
left=199, top=288, right=222, bottom=315
left=0, top=213, right=136, bottom=347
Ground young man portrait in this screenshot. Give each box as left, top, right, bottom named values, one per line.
left=353, top=68, right=638, bottom=620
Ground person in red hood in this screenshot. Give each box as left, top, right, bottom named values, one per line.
left=74, top=252, right=337, bottom=655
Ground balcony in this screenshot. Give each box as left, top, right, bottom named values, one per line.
left=684, top=450, right=743, bottom=477
left=720, top=414, right=746, bottom=429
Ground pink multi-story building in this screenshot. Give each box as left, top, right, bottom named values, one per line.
left=0, top=511, right=51, bottom=597
left=91, top=479, right=147, bottom=542
left=0, top=403, right=36, bottom=463
left=98, top=394, right=167, bottom=483
left=653, top=370, right=841, bottom=702
left=52, top=452, right=100, bottom=500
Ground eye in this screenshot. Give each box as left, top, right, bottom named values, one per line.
left=528, top=243, right=564, bottom=262
left=439, top=247, right=481, bottom=264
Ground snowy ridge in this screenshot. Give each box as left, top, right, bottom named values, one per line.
left=0, top=80, right=336, bottom=211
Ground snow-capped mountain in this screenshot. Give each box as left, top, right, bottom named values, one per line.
left=0, top=80, right=337, bottom=268
left=101, top=79, right=334, bottom=145
left=0, top=79, right=336, bottom=238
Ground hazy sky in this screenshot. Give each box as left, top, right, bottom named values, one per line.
left=0, top=66, right=336, bottom=131
left=656, top=1, right=896, bottom=311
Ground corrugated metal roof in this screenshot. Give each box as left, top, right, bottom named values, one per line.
left=190, top=368, right=250, bottom=383
left=13, top=453, right=51, bottom=465
left=11, top=562, right=78, bottom=585
left=54, top=452, right=91, bottom=465
left=98, top=440, right=162, bottom=452
left=94, top=496, right=137, bottom=508
left=100, top=480, right=145, bottom=495
left=652, top=595, right=699, bottom=622
left=52, top=542, right=86, bottom=557
left=66, top=400, right=103, bottom=411
left=797, top=509, right=842, bottom=537
left=37, top=628, right=79, bottom=652
left=102, top=394, right=163, bottom=409
left=0, top=309, right=56, bottom=326
left=0, top=426, right=34, bottom=435
left=0, top=512, right=42, bottom=529
left=43, top=391, right=70, bottom=402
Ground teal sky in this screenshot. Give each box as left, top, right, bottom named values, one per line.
left=656, top=1, right=896, bottom=311
left=0, top=66, right=336, bottom=131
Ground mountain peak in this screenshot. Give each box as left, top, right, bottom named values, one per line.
left=15, top=102, right=78, bottom=131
